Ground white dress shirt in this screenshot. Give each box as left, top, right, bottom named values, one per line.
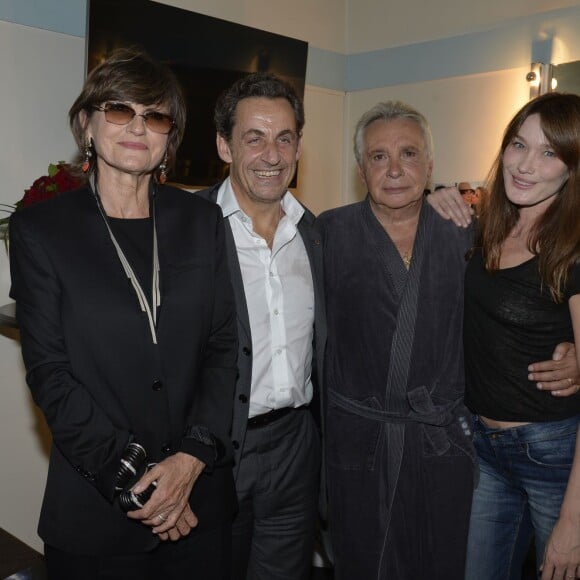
left=216, top=178, right=315, bottom=417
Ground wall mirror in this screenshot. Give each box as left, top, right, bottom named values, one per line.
left=551, top=61, right=580, bottom=94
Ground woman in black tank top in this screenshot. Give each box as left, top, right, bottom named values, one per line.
left=463, top=93, right=580, bottom=580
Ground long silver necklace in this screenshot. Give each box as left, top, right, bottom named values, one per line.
left=90, top=175, right=161, bottom=344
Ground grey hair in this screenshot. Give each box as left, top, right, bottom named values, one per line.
left=353, top=100, right=434, bottom=165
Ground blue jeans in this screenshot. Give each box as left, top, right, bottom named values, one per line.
left=465, top=415, right=580, bottom=580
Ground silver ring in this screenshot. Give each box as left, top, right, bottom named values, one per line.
left=157, top=513, right=167, bottom=522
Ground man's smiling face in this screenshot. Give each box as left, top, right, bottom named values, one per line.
left=217, top=97, right=302, bottom=207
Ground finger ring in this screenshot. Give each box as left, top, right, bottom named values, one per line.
left=157, top=513, right=167, bottom=522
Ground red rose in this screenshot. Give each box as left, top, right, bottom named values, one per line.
left=20, top=164, right=84, bottom=208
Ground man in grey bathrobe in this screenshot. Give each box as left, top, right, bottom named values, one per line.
left=318, top=100, right=579, bottom=579
left=319, top=100, right=475, bottom=579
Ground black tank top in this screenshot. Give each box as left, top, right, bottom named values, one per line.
left=464, top=250, right=580, bottom=421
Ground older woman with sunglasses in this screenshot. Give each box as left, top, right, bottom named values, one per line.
left=9, top=48, right=238, bottom=579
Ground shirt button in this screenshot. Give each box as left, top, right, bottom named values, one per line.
left=239, top=394, right=248, bottom=403
left=161, top=444, right=172, bottom=453
left=152, top=379, right=163, bottom=391
left=242, top=346, right=251, bottom=356
left=276, top=348, right=282, bottom=355
left=273, top=309, right=279, bottom=316
left=232, top=440, right=240, bottom=450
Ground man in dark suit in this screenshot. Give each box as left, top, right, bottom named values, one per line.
left=196, top=73, right=326, bottom=580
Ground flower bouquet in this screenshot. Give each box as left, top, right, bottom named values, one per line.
left=1, top=162, right=86, bottom=248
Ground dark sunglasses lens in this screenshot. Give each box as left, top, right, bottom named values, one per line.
left=104, top=104, right=135, bottom=125
left=144, top=112, right=174, bottom=134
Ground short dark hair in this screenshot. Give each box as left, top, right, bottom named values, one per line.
left=68, top=47, right=186, bottom=173
left=214, top=73, right=305, bottom=141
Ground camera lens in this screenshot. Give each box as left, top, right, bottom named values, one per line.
left=115, top=443, right=147, bottom=491
left=119, top=481, right=157, bottom=511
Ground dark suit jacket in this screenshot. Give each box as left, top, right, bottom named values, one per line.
left=9, top=184, right=238, bottom=555
left=195, top=183, right=326, bottom=481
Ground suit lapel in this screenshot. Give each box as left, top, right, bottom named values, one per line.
left=223, top=220, right=252, bottom=345
left=297, top=212, right=324, bottom=345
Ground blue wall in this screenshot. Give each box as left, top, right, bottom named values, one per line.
left=0, top=0, right=87, bottom=36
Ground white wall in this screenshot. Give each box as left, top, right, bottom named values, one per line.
left=0, top=20, right=83, bottom=551
left=298, top=86, right=347, bottom=213
left=346, top=0, right=580, bottom=53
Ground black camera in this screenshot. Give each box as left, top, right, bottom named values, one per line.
left=115, top=442, right=157, bottom=511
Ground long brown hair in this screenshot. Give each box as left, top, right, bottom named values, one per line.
left=478, top=92, right=580, bottom=302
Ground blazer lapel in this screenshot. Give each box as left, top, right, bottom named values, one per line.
left=223, top=220, right=252, bottom=345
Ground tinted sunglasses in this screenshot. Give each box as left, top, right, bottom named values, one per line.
left=92, top=103, right=175, bottom=134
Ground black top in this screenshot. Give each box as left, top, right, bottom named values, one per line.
left=108, top=216, right=153, bottom=306
left=465, top=250, right=580, bottom=421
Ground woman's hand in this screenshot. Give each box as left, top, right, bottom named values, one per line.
left=126, top=452, right=205, bottom=534
left=541, top=516, right=580, bottom=579
left=156, top=504, right=199, bottom=542
left=426, top=186, right=474, bottom=227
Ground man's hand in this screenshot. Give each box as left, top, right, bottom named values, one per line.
left=529, top=342, right=580, bottom=397
left=426, top=186, right=473, bottom=227
left=126, top=452, right=205, bottom=534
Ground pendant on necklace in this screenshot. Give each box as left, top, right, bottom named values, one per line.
left=402, top=252, right=412, bottom=269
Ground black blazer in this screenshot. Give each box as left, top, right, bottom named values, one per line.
left=195, top=184, right=327, bottom=481
left=9, top=184, right=238, bottom=555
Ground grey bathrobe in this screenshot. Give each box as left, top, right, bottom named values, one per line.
left=319, top=198, right=476, bottom=579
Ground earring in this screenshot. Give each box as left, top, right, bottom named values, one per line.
left=158, top=154, right=168, bottom=184
left=81, top=140, right=92, bottom=173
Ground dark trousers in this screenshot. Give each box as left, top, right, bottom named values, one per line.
left=232, top=408, right=321, bottom=580
left=45, top=521, right=232, bottom=580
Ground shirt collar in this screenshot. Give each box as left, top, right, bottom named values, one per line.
left=216, top=177, right=305, bottom=226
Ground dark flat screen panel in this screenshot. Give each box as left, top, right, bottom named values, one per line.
left=87, top=0, right=308, bottom=186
